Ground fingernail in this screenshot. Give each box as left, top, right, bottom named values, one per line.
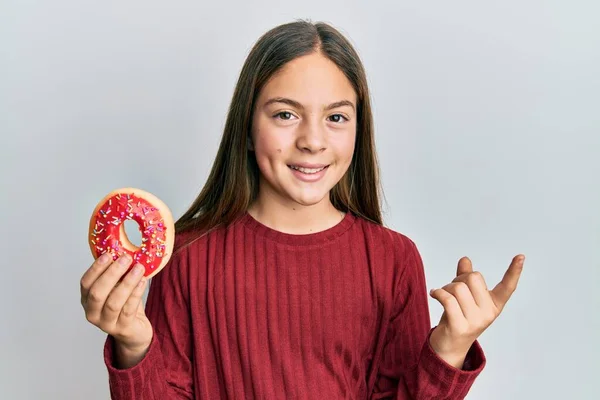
left=98, top=253, right=111, bottom=263
left=118, top=254, right=131, bottom=266
left=132, top=264, right=144, bottom=276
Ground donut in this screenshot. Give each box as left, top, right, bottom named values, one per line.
left=88, top=187, right=175, bottom=279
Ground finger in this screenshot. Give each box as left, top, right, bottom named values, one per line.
left=84, top=254, right=133, bottom=321
left=490, top=255, right=525, bottom=310
left=456, top=256, right=473, bottom=277
left=452, top=271, right=492, bottom=308
left=80, top=252, right=114, bottom=306
left=101, top=263, right=146, bottom=324
left=442, top=282, right=479, bottom=320
left=429, top=287, right=467, bottom=327
left=119, top=276, right=148, bottom=325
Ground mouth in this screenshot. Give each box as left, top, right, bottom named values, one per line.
left=287, top=164, right=330, bottom=182
left=287, top=165, right=329, bottom=174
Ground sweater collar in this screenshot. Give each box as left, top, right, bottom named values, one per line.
left=239, top=210, right=356, bottom=246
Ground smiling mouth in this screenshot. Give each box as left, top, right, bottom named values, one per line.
left=287, top=165, right=329, bottom=174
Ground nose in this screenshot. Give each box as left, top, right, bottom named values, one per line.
left=296, top=118, right=326, bottom=153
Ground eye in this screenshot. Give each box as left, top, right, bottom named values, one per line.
left=274, top=111, right=296, bottom=120
left=328, top=114, right=348, bottom=123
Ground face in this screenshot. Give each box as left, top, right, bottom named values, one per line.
left=250, top=52, right=357, bottom=209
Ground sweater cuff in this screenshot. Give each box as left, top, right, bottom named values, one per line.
left=420, top=327, right=486, bottom=394
left=103, top=332, right=161, bottom=391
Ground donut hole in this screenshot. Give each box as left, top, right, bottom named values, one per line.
left=123, top=219, right=143, bottom=247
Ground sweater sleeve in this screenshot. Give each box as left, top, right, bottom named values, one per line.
left=371, top=237, right=486, bottom=400
left=103, top=244, right=194, bottom=399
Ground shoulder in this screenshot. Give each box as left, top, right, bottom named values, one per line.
left=168, top=217, right=239, bottom=262
left=353, top=213, right=422, bottom=264
left=353, top=215, right=428, bottom=303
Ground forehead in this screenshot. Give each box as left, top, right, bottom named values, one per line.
left=259, top=52, right=357, bottom=106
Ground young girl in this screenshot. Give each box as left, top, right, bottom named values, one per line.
left=80, top=20, right=525, bottom=399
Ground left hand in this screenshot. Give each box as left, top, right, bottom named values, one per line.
left=428, top=254, right=525, bottom=367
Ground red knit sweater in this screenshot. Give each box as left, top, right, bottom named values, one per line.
left=103, top=211, right=485, bottom=399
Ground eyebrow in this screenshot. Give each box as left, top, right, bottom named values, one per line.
left=263, top=97, right=356, bottom=112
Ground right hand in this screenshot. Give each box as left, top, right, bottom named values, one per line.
left=80, top=252, right=153, bottom=355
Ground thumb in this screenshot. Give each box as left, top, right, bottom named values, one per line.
left=456, top=256, right=473, bottom=277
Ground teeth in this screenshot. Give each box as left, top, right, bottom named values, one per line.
left=289, top=165, right=326, bottom=174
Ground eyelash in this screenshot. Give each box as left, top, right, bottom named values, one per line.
left=273, top=111, right=349, bottom=123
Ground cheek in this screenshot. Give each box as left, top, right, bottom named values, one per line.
left=255, top=138, right=284, bottom=164
left=332, top=132, right=356, bottom=164
left=254, top=128, right=290, bottom=161
left=252, top=129, right=289, bottom=174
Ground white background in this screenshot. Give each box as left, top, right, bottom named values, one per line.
left=1, top=0, right=599, bottom=398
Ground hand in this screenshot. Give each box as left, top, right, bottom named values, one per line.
left=80, top=253, right=154, bottom=359
left=428, top=254, right=525, bottom=367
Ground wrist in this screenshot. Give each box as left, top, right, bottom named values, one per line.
left=113, top=335, right=153, bottom=369
left=432, top=348, right=469, bottom=369
left=429, top=326, right=473, bottom=369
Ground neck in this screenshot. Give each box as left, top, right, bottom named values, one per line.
left=247, top=191, right=345, bottom=235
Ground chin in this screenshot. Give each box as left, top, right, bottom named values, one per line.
left=287, top=190, right=330, bottom=207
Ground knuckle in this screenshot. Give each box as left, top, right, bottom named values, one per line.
left=104, top=299, right=121, bottom=313
left=444, top=297, right=458, bottom=308
left=454, top=282, right=470, bottom=295
left=121, top=307, right=135, bottom=319
left=85, top=313, right=98, bottom=325
left=469, top=271, right=483, bottom=283
left=87, top=289, right=103, bottom=303
left=455, top=281, right=468, bottom=289
left=79, top=277, right=88, bottom=289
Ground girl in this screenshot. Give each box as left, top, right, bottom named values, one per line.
left=80, top=20, right=525, bottom=399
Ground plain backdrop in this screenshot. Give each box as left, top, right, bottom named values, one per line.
left=1, top=1, right=599, bottom=399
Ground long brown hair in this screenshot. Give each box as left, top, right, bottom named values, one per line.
left=174, top=19, right=384, bottom=243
